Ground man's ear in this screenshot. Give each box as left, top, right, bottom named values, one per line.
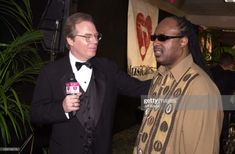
left=180, top=37, right=188, bottom=47
left=66, top=37, right=74, bottom=46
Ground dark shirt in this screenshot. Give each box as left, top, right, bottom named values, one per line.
left=211, top=64, right=235, bottom=139
left=211, top=65, right=235, bottom=95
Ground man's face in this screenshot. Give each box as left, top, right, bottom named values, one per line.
left=153, top=18, right=188, bottom=69
left=67, top=21, right=99, bottom=61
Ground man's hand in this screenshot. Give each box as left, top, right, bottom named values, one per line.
left=63, top=93, right=82, bottom=113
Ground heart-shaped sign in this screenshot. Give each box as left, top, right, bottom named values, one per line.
left=136, top=13, right=152, bottom=61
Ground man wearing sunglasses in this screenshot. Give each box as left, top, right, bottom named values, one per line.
left=30, top=12, right=151, bottom=154
left=134, top=16, right=223, bottom=154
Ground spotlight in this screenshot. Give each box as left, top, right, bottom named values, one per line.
left=224, top=0, right=235, bottom=3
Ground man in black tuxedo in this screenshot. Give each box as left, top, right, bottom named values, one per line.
left=30, top=12, right=150, bottom=154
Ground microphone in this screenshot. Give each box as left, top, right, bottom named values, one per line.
left=65, top=73, right=80, bottom=116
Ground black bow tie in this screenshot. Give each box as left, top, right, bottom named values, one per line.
left=75, top=61, right=92, bottom=71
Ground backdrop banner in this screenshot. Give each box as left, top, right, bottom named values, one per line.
left=127, top=0, right=159, bottom=80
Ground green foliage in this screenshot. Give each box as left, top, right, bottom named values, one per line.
left=0, top=0, right=33, bottom=38
left=211, top=47, right=235, bottom=63
left=0, top=0, right=43, bottom=146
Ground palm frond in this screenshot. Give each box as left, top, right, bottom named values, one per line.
left=0, top=0, right=33, bottom=32
left=0, top=0, right=44, bottom=147
left=0, top=112, right=10, bottom=144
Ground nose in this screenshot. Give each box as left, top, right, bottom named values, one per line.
left=153, top=39, right=161, bottom=46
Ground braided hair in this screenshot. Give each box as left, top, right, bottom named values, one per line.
left=169, top=16, right=212, bottom=77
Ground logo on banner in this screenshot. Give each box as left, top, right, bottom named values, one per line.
left=136, top=12, right=152, bottom=61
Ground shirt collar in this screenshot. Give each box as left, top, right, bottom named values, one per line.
left=69, top=52, right=88, bottom=73
left=158, top=54, right=194, bottom=82
left=69, top=52, right=86, bottom=63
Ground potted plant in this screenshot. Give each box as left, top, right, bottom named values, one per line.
left=0, top=0, right=43, bottom=148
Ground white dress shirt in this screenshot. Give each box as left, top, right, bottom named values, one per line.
left=69, top=52, right=92, bottom=92
left=65, top=52, right=93, bottom=118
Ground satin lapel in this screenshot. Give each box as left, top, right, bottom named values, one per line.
left=59, top=56, right=74, bottom=97
left=92, top=65, right=106, bottom=126
left=60, top=72, right=72, bottom=96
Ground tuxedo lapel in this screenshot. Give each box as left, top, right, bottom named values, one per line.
left=60, top=72, right=72, bottom=96
left=59, top=56, right=74, bottom=96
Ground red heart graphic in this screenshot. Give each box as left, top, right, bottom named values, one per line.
left=136, top=13, right=152, bottom=61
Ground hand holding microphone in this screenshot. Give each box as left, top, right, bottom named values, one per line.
left=63, top=74, right=82, bottom=115
left=63, top=93, right=81, bottom=113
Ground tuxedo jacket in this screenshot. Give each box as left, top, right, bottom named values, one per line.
left=30, top=55, right=151, bottom=154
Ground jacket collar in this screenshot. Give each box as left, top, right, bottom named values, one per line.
left=158, top=54, right=194, bottom=82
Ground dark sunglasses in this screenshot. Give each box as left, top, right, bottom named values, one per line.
left=150, top=34, right=184, bottom=42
